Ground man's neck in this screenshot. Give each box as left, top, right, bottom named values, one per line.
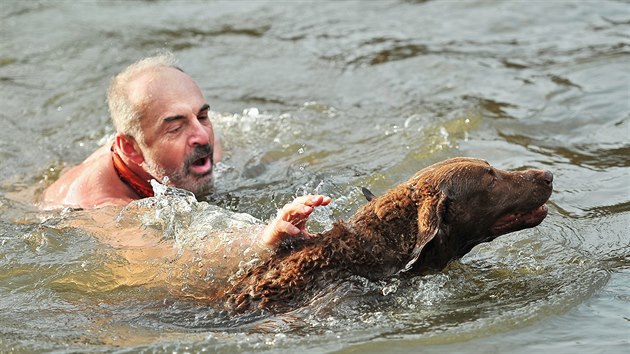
left=111, top=145, right=155, bottom=198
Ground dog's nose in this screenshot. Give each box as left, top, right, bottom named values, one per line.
left=542, top=170, right=553, bottom=186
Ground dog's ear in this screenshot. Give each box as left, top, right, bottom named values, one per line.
left=398, top=190, right=449, bottom=273
left=361, top=187, right=376, bottom=202
left=416, top=191, right=448, bottom=247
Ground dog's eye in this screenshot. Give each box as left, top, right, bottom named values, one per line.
left=488, top=176, right=497, bottom=188
left=486, top=168, right=497, bottom=188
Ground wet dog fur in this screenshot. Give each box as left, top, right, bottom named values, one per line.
left=225, top=157, right=553, bottom=313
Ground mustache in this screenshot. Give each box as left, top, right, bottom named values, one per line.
left=184, top=144, right=214, bottom=171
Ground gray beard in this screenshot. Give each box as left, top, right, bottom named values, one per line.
left=143, top=157, right=215, bottom=198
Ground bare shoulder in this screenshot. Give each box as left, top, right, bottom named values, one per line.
left=40, top=148, right=135, bottom=210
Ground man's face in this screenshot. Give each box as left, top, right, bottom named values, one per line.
left=129, top=67, right=215, bottom=197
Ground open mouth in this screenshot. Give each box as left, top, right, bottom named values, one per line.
left=189, top=155, right=212, bottom=176
left=491, top=204, right=549, bottom=235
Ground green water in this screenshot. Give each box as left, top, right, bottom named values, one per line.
left=1, top=0, right=628, bottom=352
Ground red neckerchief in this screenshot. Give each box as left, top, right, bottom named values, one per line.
left=111, top=144, right=154, bottom=198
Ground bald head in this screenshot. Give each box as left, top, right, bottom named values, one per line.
left=107, top=53, right=181, bottom=142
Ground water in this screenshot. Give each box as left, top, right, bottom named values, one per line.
left=1, top=0, right=629, bottom=352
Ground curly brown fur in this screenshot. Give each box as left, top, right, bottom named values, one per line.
left=225, top=157, right=554, bottom=313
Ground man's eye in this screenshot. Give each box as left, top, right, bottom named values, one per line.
left=198, top=115, right=211, bottom=126
left=169, top=125, right=182, bottom=134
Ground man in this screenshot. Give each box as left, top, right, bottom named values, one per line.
left=41, top=53, right=330, bottom=248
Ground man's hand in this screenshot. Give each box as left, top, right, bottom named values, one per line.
left=262, top=195, right=332, bottom=249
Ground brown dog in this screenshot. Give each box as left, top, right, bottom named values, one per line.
left=225, top=157, right=553, bottom=313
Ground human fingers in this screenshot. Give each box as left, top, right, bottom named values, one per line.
left=262, top=195, right=333, bottom=248
left=261, top=218, right=302, bottom=248
left=292, top=195, right=332, bottom=207
left=274, top=219, right=300, bottom=236
left=280, top=195, right=332, bottom=230
left=278, top=202, right=314, bottom=223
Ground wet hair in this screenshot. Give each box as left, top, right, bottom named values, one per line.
left=107, top=52, right=179, bottom=143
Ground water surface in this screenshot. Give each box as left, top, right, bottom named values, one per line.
left=1, top=0, right=629, bottom=353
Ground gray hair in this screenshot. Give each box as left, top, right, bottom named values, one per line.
left=107, top=52, right=179, bottom=143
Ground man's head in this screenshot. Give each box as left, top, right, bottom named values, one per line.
left=108, top=53, right=215, bottom=197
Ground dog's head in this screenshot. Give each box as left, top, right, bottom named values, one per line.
left=370, top=157, right=553, bottom=272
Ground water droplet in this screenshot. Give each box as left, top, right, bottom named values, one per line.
left=243, top=107, right=259, bottom=117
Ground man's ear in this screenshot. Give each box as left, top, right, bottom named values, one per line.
left=115, top=134, right=144, bottom=165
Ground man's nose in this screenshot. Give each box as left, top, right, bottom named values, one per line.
left=188, top=119, right=211, bottom=146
